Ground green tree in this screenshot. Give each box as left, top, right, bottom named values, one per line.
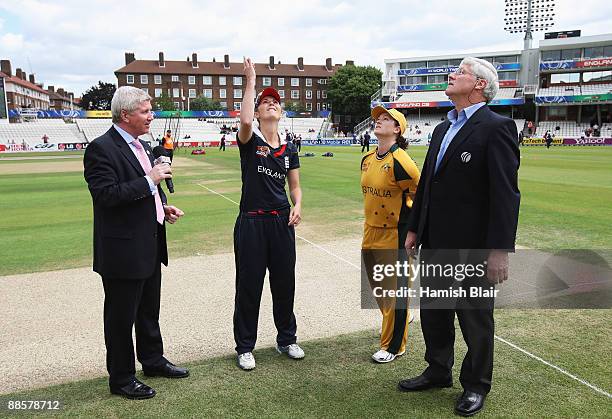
left=153, top=92, right=176, bottom=111
left=327, top=65, right=382, bottom=123
left=80, top=81, right=116, bottom=110
left=283, top=101, right=306, bottom=113
left=189, top=96, right=224, bottom=111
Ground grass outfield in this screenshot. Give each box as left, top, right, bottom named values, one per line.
left=1, top=146, right=611, bottom=276
left=0, top=309, right=609, bottom=417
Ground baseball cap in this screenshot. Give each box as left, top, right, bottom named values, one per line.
left=371, top=106, right=407, bottom=136
left=255, top=87, right=281, bottom=107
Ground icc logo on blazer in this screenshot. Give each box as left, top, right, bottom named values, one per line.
left=461, top=152, right=471, bottom=163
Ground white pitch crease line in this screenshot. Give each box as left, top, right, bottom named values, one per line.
left=197, top=182, right=611, bottom=399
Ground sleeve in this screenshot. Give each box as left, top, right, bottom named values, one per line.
left=83, top=140, right=152, bottom=208
left=289, top=143, right=300, bottom=170
left=393, top=151, right=421, bottom=202
left=406, top=145, right=434, bottom=234
left=486, top=118, right=521, bottom=251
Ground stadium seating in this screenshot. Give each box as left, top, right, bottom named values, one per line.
left=536, top=83, right=612, bottom=97
left=0, top=120, right=84, bottom=145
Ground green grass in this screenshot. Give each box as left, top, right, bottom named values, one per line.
left=1, top=146, right=611, bottom=275
left=0, top=309, right=609, bottom=417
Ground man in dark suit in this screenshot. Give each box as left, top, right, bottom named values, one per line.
left=84, top=86, right=188, bottom=400
left=399, top=57, right=520, bottom=416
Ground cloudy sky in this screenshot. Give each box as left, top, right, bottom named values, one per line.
left=1, top=0, right=610, bottom=96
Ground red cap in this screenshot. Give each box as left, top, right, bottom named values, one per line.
left=255, top=87, right=281, bottom=107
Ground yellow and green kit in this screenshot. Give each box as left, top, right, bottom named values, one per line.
left=361, top=143, right=420, bottom=354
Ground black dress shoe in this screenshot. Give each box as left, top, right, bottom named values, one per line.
left=455, top=390, right=486, bottom=416
left=143, top=362, right=189, bottom=378
left=110, top=379, right=156, bottom=400
left=398, top=374, right=453, bottom=392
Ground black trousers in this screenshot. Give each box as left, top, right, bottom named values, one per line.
left=419, top=246, right=495, bottom=395
left=219, top=143, right=226, bottom=151
left=101, top=235, right=166, bottom=387
left=361, top=143, right=369, bottom=153
left=296, top=142, right=301, bottom=152
left=233, top=211, right=297, bottom=354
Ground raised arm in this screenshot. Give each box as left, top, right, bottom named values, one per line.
left=238, top=57, right=256, bottom=144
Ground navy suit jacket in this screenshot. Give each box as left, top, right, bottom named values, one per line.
left=84, top=127, right=168, bottom=279
left=407, top=105, right=520, bottom=250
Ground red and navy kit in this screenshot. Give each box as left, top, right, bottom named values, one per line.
left=233, top=127, right=301, bottom=355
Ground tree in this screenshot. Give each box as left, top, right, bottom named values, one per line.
left=80, top=81, right=116, bottom=110
left=189, top=96, right=224, bottom=111
left=327, top=65, right=382, bottom=125
left=283, top=101, right=306, bottom=113
left=152, top=92, right=176, bottom=111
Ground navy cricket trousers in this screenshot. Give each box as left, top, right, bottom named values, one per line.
left=233, top=210, right=297, bottom=354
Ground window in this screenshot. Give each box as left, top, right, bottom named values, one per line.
left=317, top=78, right=327, bottom=85
left=327, top=102, right=332, bottom=110
left=317, top=102, right=321, bottom=111
left=234, top=102, right=241, bottom=110
left=172, top=88, right=180, bottom=98
left=306, top=90, right=312, bottom=99
left=219, top=76, right=226, bottom=85
left=541, top=50, right=561, bottom=62
left=141, top=88, right=149, bottom=95
left=139, top=75, right=148, bottom=84
left=551, top=73, right=580, bottom=84
left=188, top=76, right=196, bottom=85
left=322, top=90, right=327, bottom=99
left=203, top=75, right=212, bottom=85
left=291, top=78, right=299, bottom=86
left=203, top=89, right=212, bottom=98
left=220, top=101, right=227, bottom=109
left=127, top=74, right=134, bottom=84
left=582, top=71, right=612, bottom=82
left=306, top=102, right=312, bottom=111
left=493, top=55, right=519, bottom=64
left=154, top=88, right=162, bottom=98
left=154, top=75, right=162, bottom=84
left=499, top=72, right=518, bottom=81
left=234, top=89, right=242, bottom=99
left=428, top=75, right=446, bottom=84
left=605, top=46, right=612, bottom=57
left=263, top=77, right=271, bottom=86
left=188, top=89, right=196, bottom=98
left=448, top=59, right=462, bottom=66
left=172, top=75, right=179, bottom=82
left=277, top=78, right=285, bottom=86
left=278, top=90, right=285, bottom=99
left=406, top=76, right=427, bottom=85
left=219, top=89, right=226, bottom=98
left=322, top=103, right=327, bottom=110
left=291, top=90, right=299, bottom=99
left=400, top=61, right=426, bottom=69
left=561, top=48, right=581, bottom=60
left=428, top=60, right=447, bottom=68
left=173, top=102, right=180, bottom=109
left=306, top=78, right=312, bottom=87
left=583, top=47, right=605, bottom=59
left=317, top=90, right=321, bottom=99
left=233, top=76, right=242, bottom=85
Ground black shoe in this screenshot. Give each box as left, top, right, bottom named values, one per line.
left=455, top=390, right=486, bottom=416
left=398, top=374, right=453, bottom=392
left=143, top=361, right=189, bottom=378
left=110, top=379, right=156, bottom=400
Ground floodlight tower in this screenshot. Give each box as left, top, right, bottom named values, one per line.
left=504, top=0, right=556, bottom=49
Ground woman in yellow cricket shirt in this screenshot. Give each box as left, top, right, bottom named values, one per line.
left=361, top=106, right=420, bottom=363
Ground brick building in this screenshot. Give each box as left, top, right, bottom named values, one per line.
left=115, top=52, right=353, bottom=113
left=0, top=60, right=50, bottom=111
left=46, top=86, right=78, bottom=111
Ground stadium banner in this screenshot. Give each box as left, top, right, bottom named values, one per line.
left=523, top=137, right=612, bottom=146
left=153, top=110, right=240, bottom=118
left=376, top=97, right=524, bottom=109
left=535, top=93, right=612, bottom=104
left=539, top=57, right=612, bottom=71
left=86, top=110, right=112, bottom=118
left=398, top=80, right=518, bottom=92
left=57, top=142, right=88, bottom=151
left=0, top=144, right=5, bottom=152
left=31, top=143, right=59, bottom=151
left=398, top=62, right=520, bottom=76
left=177, top=140, right=237, bottom=147
left=302, top=138, right=358, bottom=146
left=8, top=109, right=85, bottom=118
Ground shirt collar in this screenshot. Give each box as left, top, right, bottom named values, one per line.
left=113, top=123, right=139, bottom=145
left=252, top=125, right=286, bottom=147
left=447, top=101, right=486, bottom=124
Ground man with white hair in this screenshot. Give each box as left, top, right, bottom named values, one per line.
left=400, top=57, right=520, bottom=416
left=84, top=86, right=188, bottom=400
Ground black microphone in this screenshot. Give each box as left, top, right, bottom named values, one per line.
left=152, top=146, right=174, bottom=193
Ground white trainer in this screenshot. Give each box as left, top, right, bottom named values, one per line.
left=372, top=349, right=405, bottom=363
left=276, top=343, right=305, bottom=359
left=237, top=352, right=256, bottom=370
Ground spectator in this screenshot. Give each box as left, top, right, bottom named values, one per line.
left=219, top=134, right=226, bottom=151
left=362, top=131, right=371, bottom=153
left=42, top=134, right=49, bottom=144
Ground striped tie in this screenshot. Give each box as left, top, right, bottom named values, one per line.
left=132, top=139, right=165, bottom=224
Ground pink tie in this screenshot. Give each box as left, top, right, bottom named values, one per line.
left=132, top=139, right=165, bottom=224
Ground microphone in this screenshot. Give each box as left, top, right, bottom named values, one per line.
left=152, top=146, right=174, bottom=193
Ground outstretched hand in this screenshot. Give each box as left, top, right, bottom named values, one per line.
left=243, top=57, right=256, bottom=83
